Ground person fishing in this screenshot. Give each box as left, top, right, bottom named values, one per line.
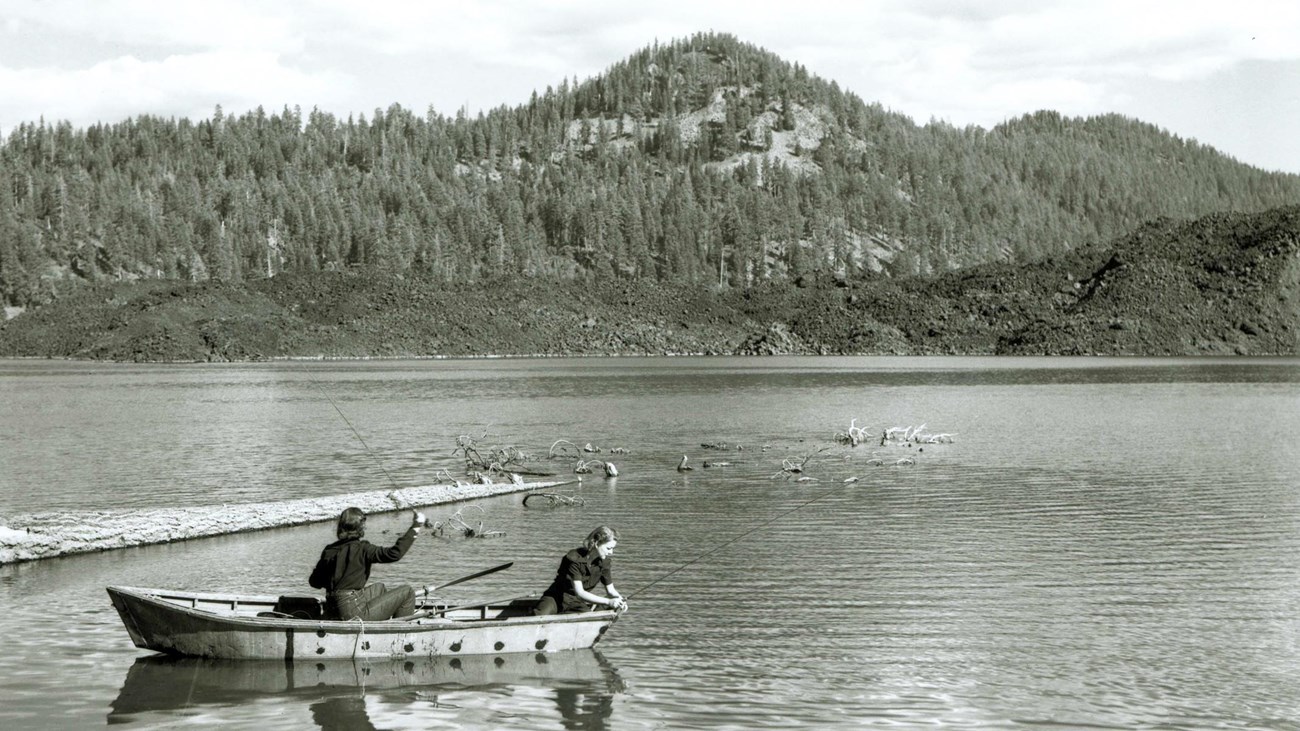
left=533, top=525, right=627, bottom=615
left=309, top=507, right=425, bottom=620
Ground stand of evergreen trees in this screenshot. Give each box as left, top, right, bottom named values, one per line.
left=3, top=32, right=1299, bottom=307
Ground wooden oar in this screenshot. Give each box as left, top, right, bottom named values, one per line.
left=399, top=593, right=537, bottom=621
left=418, top=561, right=513, bottom=598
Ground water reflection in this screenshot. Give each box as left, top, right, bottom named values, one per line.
left=309, top=696, right=378, bottom=731
left=109, top=650, right=625, bottom=729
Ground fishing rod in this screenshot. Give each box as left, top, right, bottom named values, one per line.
left=304, top=371, right=415, bottom=513
left=626, top=481, right=850, bottom=600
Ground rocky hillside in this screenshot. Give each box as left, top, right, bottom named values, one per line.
left=998, top=207, right=1300, bottom=355
left=2, top=206, right=1296, bottom=359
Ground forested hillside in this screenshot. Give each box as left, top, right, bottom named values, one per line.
left=3, top=32, right=1299, bottom=308
left=3, top=205, right=1295, bottom=360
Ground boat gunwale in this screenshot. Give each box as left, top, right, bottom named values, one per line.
left=107, top=585, right=618, bottom=632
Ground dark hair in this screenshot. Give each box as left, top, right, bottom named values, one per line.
left=336, top=507, right=366, bottom=540
left=583, top=525, right=618, bottom=551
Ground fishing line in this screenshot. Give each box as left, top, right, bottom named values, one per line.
left=305, top=370, right=404, bottom=494
left=627, top=481, right=848, bottom=599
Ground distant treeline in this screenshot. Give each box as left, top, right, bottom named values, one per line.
left=2, top=32, right=1299, bottom=306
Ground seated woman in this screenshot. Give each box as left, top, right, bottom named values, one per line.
left=309, top=507, right=426, bottom=620
left=533, top=525, right=627, bottom=615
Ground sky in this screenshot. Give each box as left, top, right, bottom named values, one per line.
left=1, top=0, right=1298, bottom=173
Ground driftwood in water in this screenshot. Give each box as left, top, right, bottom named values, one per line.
left=523, top=492, right=587, bottom=509
left=770, top=446, right=829, bottom=480
left=833, top=418, right=873, bottom=446
left=453, top=430, right=555, bottom=477
left=551, top=439, right=628, bottom=460
left=2, top=478, right=573, bottom=564
left=549, top=440, right=580, bottom=458
left=427, top=505, right=505, bottom=539
left=574, top=459, right=619, bottom=477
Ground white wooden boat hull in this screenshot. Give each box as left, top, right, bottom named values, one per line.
left=108, top=586, right=618, bottom=660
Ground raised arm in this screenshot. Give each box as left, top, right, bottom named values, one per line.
left=363, top=512, right=424, bottom=563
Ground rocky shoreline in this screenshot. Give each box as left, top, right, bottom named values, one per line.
left=0, top=478, right=571, bottom=565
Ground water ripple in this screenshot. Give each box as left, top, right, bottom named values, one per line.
left=3, top=357, right=1299, bottom=729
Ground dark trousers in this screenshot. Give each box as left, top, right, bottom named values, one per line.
left=330, top=583, right=415, bottom=620
left=532, top=594, right=593, bottom=616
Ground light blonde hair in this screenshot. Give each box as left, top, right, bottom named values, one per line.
left=583, top=525, right=618, bottom=551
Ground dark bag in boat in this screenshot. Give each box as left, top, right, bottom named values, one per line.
left=270, top=594, right=326, bottom=620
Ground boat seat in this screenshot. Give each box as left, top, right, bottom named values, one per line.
left=272, top=594, right=326, bottom=620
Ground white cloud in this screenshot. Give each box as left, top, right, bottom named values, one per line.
left=760, top=0, right=1300, bottom=133
left=2, top=0, right=303, bottom=52
left=0, top=51, right=352, bottom=128
left=0, top=0, right=1297, bottom=170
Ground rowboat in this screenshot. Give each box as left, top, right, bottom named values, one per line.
left=107, top=585, right=620, bottom=660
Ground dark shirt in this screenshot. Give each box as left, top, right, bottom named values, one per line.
left=543, top=546, right=613, bottom=612
left=308, top=528, right=416, bottom=593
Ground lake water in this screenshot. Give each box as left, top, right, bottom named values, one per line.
left=2, top=356, right=1299, bottom=730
